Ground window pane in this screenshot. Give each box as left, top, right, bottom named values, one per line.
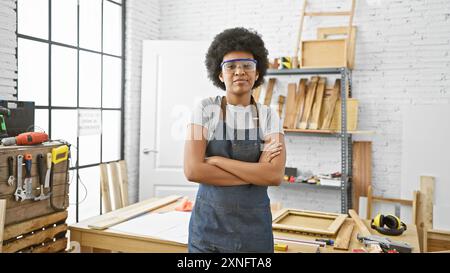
left=79, top=0, right=101, bottom=51
left=35, top=109, right=49, bottom=133
left=79, top=135, right=101, bottom=166
left=18, top=38, right=48, bottom=106
left=103, top=56, right=121, bottom=108
left=78, top=166, right=101, bottom=222
left=103, top=1, right=122, bottom=56
left=102, top=110, right=121, bottom=162
left=51, top=45, right=77, bottom=107
left=67, top=169, right=77, bottom=224
left=79, top=51, right=101, bottom=107
left=18, top=0, right=48, bottom=39
left=51, top=109, right=77, bottom=148
left=51, top=0, right=77, bottom=46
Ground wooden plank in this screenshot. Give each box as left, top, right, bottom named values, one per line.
left=110, top=162, right=124, bottom=210
left=293, top=0, right=307, bottom=68
left=426, top=229, right=450, bottom=252
left=2, top=223, right=67, bottom=253
left=88, top=195, right=181, bottom=230
left=100, top=164, right=112, bottom=213
left=352, top=141, right=372, bottom=215
left=119, top=160, right=129, bottom=207
left=417, top=176, right=435, bottom=251
left=366, top=185, right=373, bottom=219
left=293, top=78, right=308, bottom=129
left=327, top=214, right=347, bottom=233
left=277, top=95, right=285, bottom=118
left=333, top=220, right=354, bottom=250
left=304, top=11, right=352, bottom=16
left=263, top=78, right=276, bottom=106
left=372, top=196, right=413, bottom=206
left=31, top=237, right=67, bottom=253
left=317, top=26, right=357, bottom=68
left=0, top=199, right=5, bottom=253
left=301, top=39, right=347, bottom=68
left=330, top=98, right=359, bottom=131
left=252, top=86, right=262, bottom=102
left=308, top=77, right=326, bottom=129
left=412, top=190, right=418, bottom=226
left=320, top=80, right=340, bottom=129
left=3, top=211, right=67, bottom=241
left=348, top=209, right=371, bottom=236
left=299, top=77, right=319, bottom=129
left=283, top=83, right=297, bottom=129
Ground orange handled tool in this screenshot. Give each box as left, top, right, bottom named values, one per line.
left=1, top=132, right=49, bottom=146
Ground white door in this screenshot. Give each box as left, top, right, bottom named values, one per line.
left=139, top=40, right=222, bottom=201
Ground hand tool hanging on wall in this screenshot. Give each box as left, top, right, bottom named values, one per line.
left=50, top=145, right=70, bottom=211
left=23, top=154, right=35, bottom=200
left=44, top=153, right=52, bottom=189
left=34, top=154, right=51, bottom=201
left=1, top=132, right=49, bottom=146
left=14, top=155, right=26, bottom=201
left=7, top=156, right=14, bottom=186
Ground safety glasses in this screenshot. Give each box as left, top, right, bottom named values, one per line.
left=220, top=58, right=258, bottom=73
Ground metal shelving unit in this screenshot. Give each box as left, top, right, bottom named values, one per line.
left=266, top=67, right=353, bottom=213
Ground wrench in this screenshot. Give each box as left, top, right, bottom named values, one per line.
left=14, top=155, right=26, bottom=201
left=23, top=154, right=34, bottom=200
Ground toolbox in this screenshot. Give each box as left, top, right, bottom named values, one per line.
left=0, top=141, right=70, bottom=253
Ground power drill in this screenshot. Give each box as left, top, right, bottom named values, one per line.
left=1, top=132, right=49, bottom=146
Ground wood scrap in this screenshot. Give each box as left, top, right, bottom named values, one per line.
left=119, top=161, right=129, bottom=207
left=293, top=79, right=308, bottom=129
left=320, top=79, right=340, bottom=129
left=264, top=78, right=276, bottom=106
left=252, top=86, right=262, bottom=102
left=100, top=164, right=112, bottom=213
left=348, top=209, right=371, bottom=236
left=334, top=220, right=354, bottom=250
left=110, top=162, right=124, bottom=210
left=283, top=83, right=297, bottom=129
left=277, top=95, right=285, bottom=118
left=330, top=98, right=359, bottom=131
left=88, top=195, right=181, bottom=230
left=0, top=199, right=6, bottom=253
left=352, top=141, right=372, bottom=214
left=308, top=77, right=326, bottom=129
left=417, top=176, right=435, bottom=252
left=299, top=76, right=319, bottom=129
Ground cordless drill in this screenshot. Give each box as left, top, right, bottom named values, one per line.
left=1, top=132, right=49, bottom=146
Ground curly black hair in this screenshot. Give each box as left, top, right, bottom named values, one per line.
left=205, top=27, right=269, bottom=91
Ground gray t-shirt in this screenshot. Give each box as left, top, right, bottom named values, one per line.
left=190, top=95, right=284, bottom=141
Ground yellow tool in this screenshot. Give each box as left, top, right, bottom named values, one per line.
left=274, top=243, right=288, bottom=251
left=52, top=145, right=69, bottom=164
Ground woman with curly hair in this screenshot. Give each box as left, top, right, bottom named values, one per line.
left=184, top=27, right=286, bottom=253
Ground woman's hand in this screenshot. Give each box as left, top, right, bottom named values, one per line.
left=259, top=139, right=283, bottom=163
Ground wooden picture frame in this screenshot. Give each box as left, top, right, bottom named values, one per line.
left=272, top=208, right=347, bottom=236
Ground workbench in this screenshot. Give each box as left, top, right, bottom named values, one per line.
left=69, top=197, right=420, bottom=253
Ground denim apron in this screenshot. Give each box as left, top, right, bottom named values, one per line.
left=188, top=96, right=274, bottom=253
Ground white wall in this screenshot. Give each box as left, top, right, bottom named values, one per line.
left=129, top=0, right=449, bottom=213
left=0, top=0, right=17, bottom=100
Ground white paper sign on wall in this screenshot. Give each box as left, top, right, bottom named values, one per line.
left=78, top=109, right=101, bottom=136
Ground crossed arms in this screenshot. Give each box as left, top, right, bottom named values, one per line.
left=184, top=124, right=286, bottom=186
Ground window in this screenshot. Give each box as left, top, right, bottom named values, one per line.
left=17, top=0, right=125, bottom=224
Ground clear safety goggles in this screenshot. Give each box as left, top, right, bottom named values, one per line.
left=220, top=58, right=258, bottom=73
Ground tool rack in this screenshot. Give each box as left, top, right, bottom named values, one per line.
left=267, top=67, right=353, bottom=213
left=0, top=142, right=70, bottom=253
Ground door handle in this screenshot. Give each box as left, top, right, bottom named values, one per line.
left=143, top=148, right=158, bottom=154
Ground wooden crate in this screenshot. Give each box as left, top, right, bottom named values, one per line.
left=0, top=142, right=70, bottom=253
left=300, top=39, right=348, bottom=68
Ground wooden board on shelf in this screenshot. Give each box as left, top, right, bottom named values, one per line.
left=330, top=98, right=359, bottom=131
left=283, top=83, right=298, bottom=129
left=272, top=208, right=347, bottom=236
left=308, top=77, right=326, bottom=129
left=293, top=79, right=308, bottom=129
left=299, top=77, right=319, bottom=129
left=264, top=78, right=276, bottom=106
left=317, top=26, right=357, bottom=69
left=320, top=79, right=341, bottom=129
left=333, top=219, right=354, bottom=250
left=300, top=39, right=347, bottom=68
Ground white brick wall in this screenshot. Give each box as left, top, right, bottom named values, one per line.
left=151, top=0, right=450, bottom=212
left=0, top=0, right=17, bottom=100
left=125, top=0, right=160, bottom=203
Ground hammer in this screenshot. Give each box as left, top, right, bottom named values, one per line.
left=34, top=154, right=52, bottom=201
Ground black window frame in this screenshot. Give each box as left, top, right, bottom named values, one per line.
left=15, top=0, right=126, bottom=223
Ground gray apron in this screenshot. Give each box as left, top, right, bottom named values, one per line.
left=188, top=96, right=274, bottom=253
